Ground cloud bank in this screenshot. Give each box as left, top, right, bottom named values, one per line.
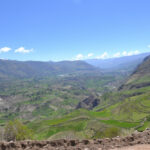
left=75, top=53, right=94, bottom=60
left=75, top=50, right=141, bottom=60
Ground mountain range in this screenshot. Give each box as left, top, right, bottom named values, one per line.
left=0, top=59, right=98, bottom=79
left=1, top=52, right=150, bottom=80
left=86, top=52, right=150, bottom=74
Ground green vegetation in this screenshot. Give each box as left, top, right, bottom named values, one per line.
left=4, top=120, right=33, bottom=141
left=0, top=72, right=122, bottom=122
left=99, top=120, right=139, bottom=128
left=26, top=109, right=141, bottom=140
left=94, top=127, right=121, bottom=138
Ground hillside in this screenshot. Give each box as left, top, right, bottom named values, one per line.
left=94, top=55, right=150, bottom=130
left=119, top=55, right=150, bottom=90
left=0, top=59, right=97, bottom=79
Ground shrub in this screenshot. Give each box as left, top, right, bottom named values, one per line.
left=94, top=127, right=121, bottom=139
left=103, top=127, right=121, bottom=138
left=4, top=119, right=33, bottom=141
left=146, top=115, right=150, bottom=121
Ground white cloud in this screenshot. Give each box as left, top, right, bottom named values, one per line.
left=96, top=50, right=140, bottom=60
left=122, top=51, right=128, bottom=56
left=128, top=51, right=134, bottom=56
left=131, top=50, right=140, bottom=55
left=134, top=50, right=140, bottom=54
left=87, top=53, right=93, bottom=57
left=75, top=54, right=84, bottom=60
left=0, top=47, right=11, bottom=53
left=122, top=50, right=140, bottom=56
left=74, top=50, right=141, bottom=61
left=112, top=50, right=140, bottom=58
left=15, top=47, right=33, bottom=53
left=148, top=45, right=150, bottom=48
left=96, top=52, right=109, bottom=59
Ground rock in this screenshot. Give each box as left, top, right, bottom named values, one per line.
left=76, top=95, right=100, bottom=110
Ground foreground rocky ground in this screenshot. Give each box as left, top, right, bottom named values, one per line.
left=115, top=145, right=150, bottom=150
left=1, top=130, right=150, bottom=150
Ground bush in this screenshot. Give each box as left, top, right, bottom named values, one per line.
left=103, top=127, right=120, bottom=138
left=146, top=115, right=150, bottom=121
left=94, top=127, right=121, bottom=139
left=4, top=119, right=33, bottom=141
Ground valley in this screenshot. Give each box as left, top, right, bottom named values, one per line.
left=0, top=53, right=150, bottom=141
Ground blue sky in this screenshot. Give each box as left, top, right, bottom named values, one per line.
left=0, top=0, right=150, bottom=61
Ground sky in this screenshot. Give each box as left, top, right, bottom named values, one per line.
left=0, top=0, right=150, bottom=61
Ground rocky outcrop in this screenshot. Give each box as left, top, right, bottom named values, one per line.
left=1, top=130, right=150, bottom=149
left=76, top=95, right=100, bottom=110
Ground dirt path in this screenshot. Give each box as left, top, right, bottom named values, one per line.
left=1, top=130, right=150, bottom=150
left=115, top=144, right=150, bottom=150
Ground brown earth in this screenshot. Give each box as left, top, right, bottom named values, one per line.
left=115, top=145, right=150, bottom=150
left=1, top=130, right=150, bottom=150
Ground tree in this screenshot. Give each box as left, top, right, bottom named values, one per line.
left=4, top=119, right=33, bottom=141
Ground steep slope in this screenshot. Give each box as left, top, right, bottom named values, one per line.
left=119, top=55, right=150, bottom=90
left=94, top=55, right=150, bottom=128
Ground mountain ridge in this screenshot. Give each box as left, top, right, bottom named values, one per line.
left=0, top=59, right=98, bottom=79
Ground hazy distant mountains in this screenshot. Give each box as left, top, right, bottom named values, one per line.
left=85, top=52, right=150, bottom=73
left=0, top=52, right=150, bottom=80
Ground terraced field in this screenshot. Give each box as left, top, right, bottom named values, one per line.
left=27, top=109, right=141, bottom=140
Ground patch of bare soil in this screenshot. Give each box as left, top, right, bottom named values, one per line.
left=115, top=144, right=150, bottom=150
left=1, top=129, right=150, bottom=150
